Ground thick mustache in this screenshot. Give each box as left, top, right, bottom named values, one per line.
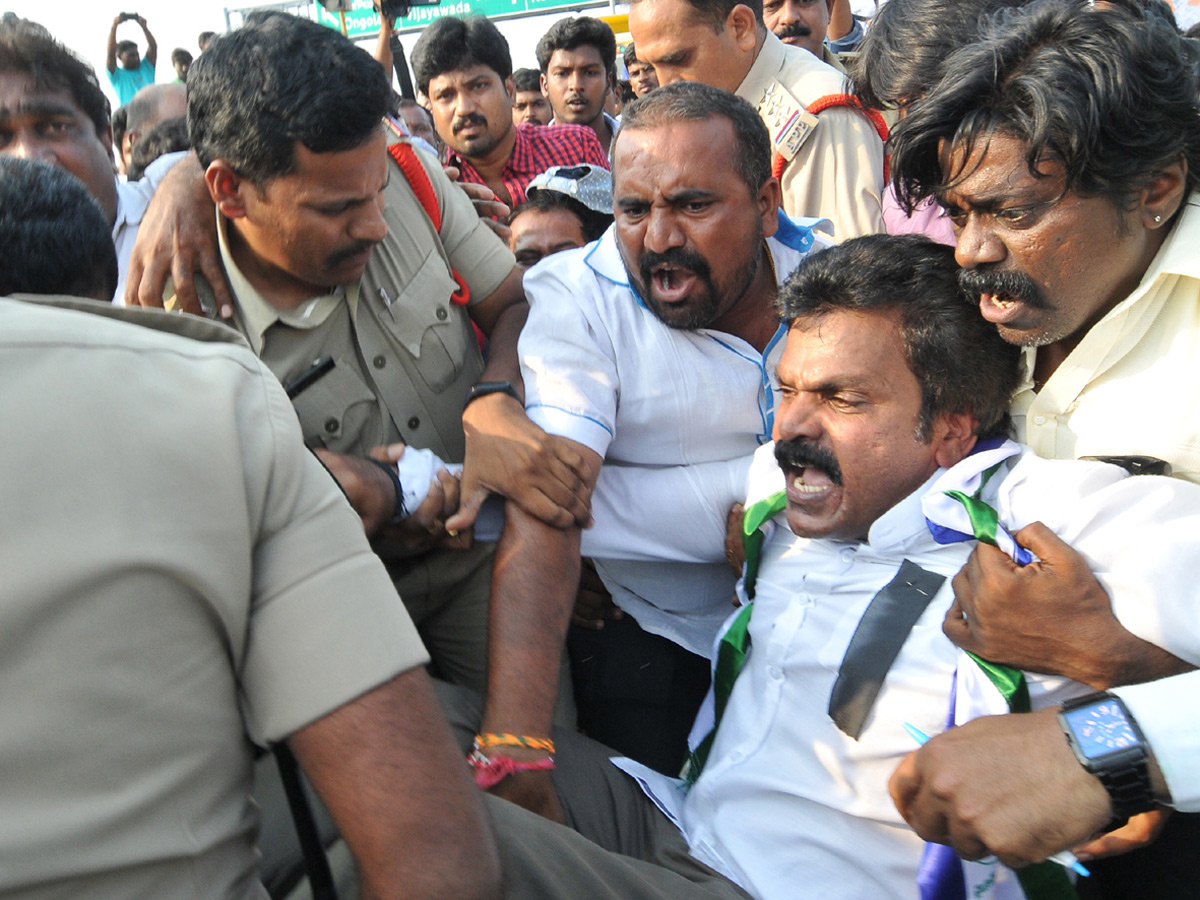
left=775, top=437, right=843, bottom=485
left=327, top=240, right=377, bottom=266
left=452, top=113, right=487, bottom=134
left=778, top=22, right=813, bottom=39
left=958, top=268, right=1047, bottom=310
left=639, top=247, right=711, bottom=286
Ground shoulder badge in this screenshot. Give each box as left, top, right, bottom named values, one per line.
left=757, top=80, right=820, bottom=162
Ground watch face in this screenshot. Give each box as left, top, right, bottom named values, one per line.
left=1064, top=701, right=1138, bottom=759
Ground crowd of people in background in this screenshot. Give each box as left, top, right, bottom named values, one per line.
left=2, top=1, right=1200, bottom=899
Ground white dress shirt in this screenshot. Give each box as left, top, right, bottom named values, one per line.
left=670, top=442, right=1200, bottom=900
left=520, top=216, right=830, bottom=655
left=1114, top=673, right=1200, bottom=813
left=111, top=150, right=187, bottom=305
left=1013, top=193, right=1200, bottom=484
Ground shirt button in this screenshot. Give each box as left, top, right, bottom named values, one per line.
left=373, top=354, right=386, bottom=369
left=436, top=306, right=448, bottom=321
left=729, top=751, right=745, bottom=763
left=323, top=417, right=339, bottom=434
left=839, top=548, right=855, bottom=563
left=407, top=416, right=420, bottom=430
left=767, top=665, right=783, bottom=681
left=1033, top=415, right=1046, bottom=425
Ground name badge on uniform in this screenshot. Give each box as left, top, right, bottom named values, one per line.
left=758, top=80, right=820, bottom=161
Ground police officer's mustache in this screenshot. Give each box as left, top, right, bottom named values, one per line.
left=777, top=22, right=814, bottom=40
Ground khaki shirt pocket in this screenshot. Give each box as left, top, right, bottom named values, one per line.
left=290, top=362, right=380, bottom=453
left=371, top=252, right=476, bottom=394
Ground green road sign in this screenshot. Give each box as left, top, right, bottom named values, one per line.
left=315, top=0, right=608, bottom=38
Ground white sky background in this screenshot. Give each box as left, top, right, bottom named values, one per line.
left=6, top=0, right=230, bottom=109
left=6, top=0, right=1197, bottom=112
left=2, top=0, right=605, bottom=111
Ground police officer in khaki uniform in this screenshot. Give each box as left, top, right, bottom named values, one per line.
left=153, top=13, right=590, bottom=692
left=0, top=154, right=498, bottom=900
left=629, top=0, right=886, bottom=240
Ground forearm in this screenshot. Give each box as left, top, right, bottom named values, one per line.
left=828, top=0, right=853, bottom=41
left=106, top=22, right=118, bottom=70
left=1114, top=673, right=1200, bottom=810
left=1076, top=628, right=1195, bottom=691
left=373, top=17, right=394, bottom=78
left=290, top=667, right=501, bottom=900
left=481, top=502, right=581, bottom=737
left=476, top=301, right=527, bottom=391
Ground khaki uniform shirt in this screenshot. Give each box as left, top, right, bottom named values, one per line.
left=0, top=295, right=424, bottom=899
left=737, top=32, right=885, bottom=240
left=175, top=140, right=515, bottom=464
left=1013, top=193, right=1200, bottom=483
left=821, top=45, right=847, bottom=74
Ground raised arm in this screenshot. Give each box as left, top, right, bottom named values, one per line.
left=827, top=0, right=853, bottom=42
left=106, top=15, right=121, bottom=74
left=373, top=4, right=395, bottom=80
left=137, top=15, right=157, bottom=67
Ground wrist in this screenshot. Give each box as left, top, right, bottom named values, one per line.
left=464, top=379, right=522, bottom=411
left=467, top=737, right=555, bottom=789
left=366, top=457, right=406, bottom=524
left=1058, top=692, right=1161, bottom=829
left=1147, top=753, right=1172, bottom=806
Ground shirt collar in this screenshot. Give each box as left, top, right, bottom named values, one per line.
left=583, top=226, right=631, bottom=290
left=736, top=31, right=787, bottom=105
left=821, top=45, right=847, bottom=74
left=215, top=211, right=356, bottom=355
left=860, top=469, right=945, bottom=558
left=1141, top=192, right=1200, bottom=285
left=112, top=176, right=147, bottom=237
left=582, top=222, right=815, bottom=307
left=1049, top=192, right=1200, bottom=343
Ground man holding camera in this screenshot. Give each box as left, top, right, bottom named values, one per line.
left=105, top=11, right=156, bottom=105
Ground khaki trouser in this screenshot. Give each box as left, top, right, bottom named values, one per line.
left=434, top=681, right=753, bottom=900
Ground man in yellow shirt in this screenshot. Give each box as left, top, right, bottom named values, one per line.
left=887, top=2, right=1200, bottom=893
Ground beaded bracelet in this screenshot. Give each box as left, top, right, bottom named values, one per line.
left=473, top=732, right=556, bottom=754
left=467, top=749, right=555, bottom=789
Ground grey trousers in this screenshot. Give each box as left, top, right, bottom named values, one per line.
left=390, top=542, right=495, bottom=693
left=435, top=681, right=753, bottom=900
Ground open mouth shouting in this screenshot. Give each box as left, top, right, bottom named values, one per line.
left=639, top=248, right=709, bottom=306
left=650, top=262, right=699, bottom=304
left=958, top=268, right=1047, bottom=326
left=775, top=437, right=843, bottom=510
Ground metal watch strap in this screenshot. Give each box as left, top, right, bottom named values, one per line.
left=1060, top=692, right=1157, bottom=828
left=1096, top=754, right=1154, bottom=827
